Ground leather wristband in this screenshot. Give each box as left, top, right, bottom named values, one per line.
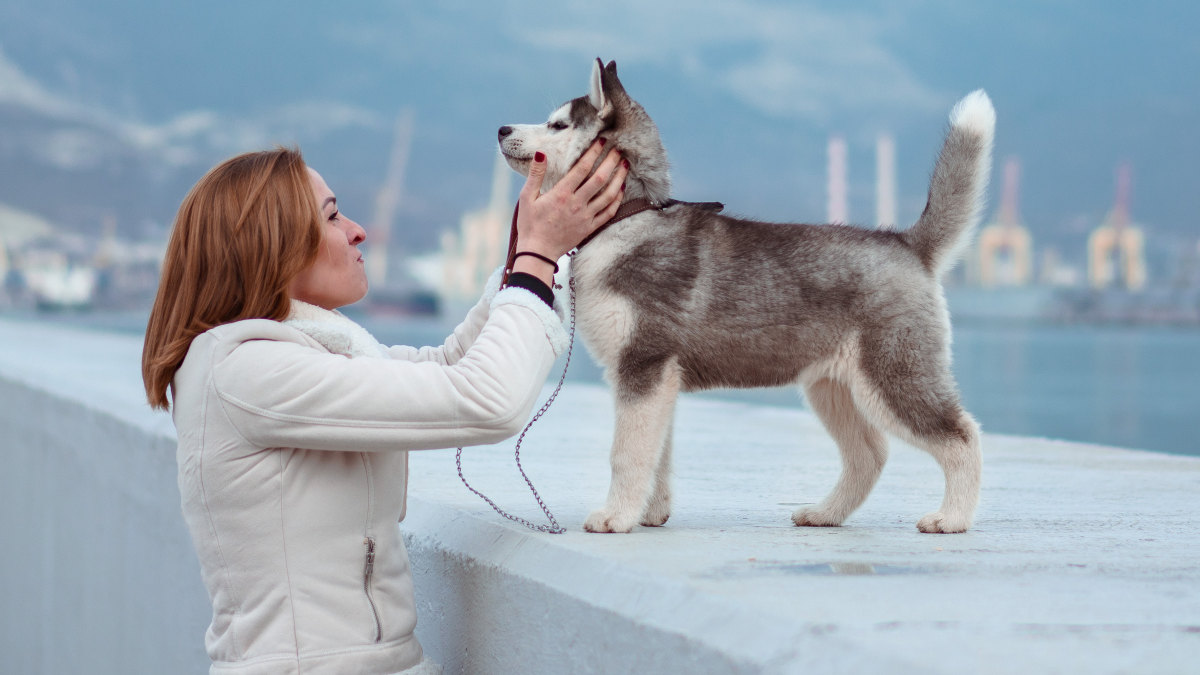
left=504, top=272, right=555, bottom=309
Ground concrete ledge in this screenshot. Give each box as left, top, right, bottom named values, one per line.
left=403, top=385, right=1200, bottom=674
left=2, top=318, right=1198, bottom=675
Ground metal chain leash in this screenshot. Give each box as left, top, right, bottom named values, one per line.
left=455, top=275, right=578, bottom=534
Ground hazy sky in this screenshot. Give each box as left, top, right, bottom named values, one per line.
left=0, top=0, right=1197, bottom=263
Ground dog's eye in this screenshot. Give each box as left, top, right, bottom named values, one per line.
left=548, top=121, right=569, bottom=131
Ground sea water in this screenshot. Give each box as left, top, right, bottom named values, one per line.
left=359, top=317, right=1200, bottom=458
left=8, top=311, right=1197, bottom=457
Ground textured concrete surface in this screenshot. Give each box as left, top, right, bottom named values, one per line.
left=2, top=317, right=1198, bottom=675
left=407, top=385, right=1200, bottom=674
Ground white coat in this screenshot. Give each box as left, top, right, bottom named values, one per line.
left=170, top=274, right=567, bottom=675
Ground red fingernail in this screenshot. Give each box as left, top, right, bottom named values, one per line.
left=534, top=151, right=545, bottom=163
left=623, top=159, right=630, bottom=170
left=598, top=137, right=607, bottom=146
left=621, top=181, right=626, bottom=191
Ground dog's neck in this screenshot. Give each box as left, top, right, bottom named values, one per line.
left=620, top=174, right=664, bottom=206
left=590, top=141, right=670, bottom=206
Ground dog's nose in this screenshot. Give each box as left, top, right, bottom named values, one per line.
left=498, top=126, right=514, bottom=140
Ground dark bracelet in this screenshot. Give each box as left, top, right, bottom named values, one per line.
left=512, top=251, right=559, bottom=274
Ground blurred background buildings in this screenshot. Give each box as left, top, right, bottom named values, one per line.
left=0, top=1, right=1198, bottom=323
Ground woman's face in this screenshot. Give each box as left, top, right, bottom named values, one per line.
left=289, top=168, right=369, bottom=310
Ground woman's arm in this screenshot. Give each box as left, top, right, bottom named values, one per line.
left=210, top=290, right=565, bottom=453
left=387, top=267, right=504, bottom=365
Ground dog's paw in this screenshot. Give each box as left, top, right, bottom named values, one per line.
left=583, top=508, right=637, bottom=533
left=640, top=495, right=671, bottom=527
left=916, top=511, right=972, bottom=533
left=640, top=509, right=670, bottom=527
left=791, top=506, right=844, bottom=527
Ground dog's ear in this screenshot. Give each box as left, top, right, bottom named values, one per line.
left=588, top=58, right=607, bottom=113
left=601, top=60, right=628, bottom=103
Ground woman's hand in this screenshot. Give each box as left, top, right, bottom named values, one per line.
left=511, top=139, right=630, bottom=285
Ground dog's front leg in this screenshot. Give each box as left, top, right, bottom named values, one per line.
left=640, top=417, right=674, bottom=527
left=585, top=361, right=680, bottom=533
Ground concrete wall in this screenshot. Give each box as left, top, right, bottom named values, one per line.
left=0, top=371, right=211, bottom=674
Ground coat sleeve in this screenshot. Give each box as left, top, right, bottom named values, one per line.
left=387, top=266, right=503, bottom=365
left=211, top=289, right=567, bottom=453
left=386, top=296, right=489, bottom=365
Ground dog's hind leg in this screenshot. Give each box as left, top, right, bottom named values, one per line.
left=853, top=329, right=983, bottom=534
left=793, top=377, right=888, bottom=527
left=878, top=404, right=981, bottom=534
left=585, top=360, right=680, bottom=533
left=906, top=411, right=982, bottom=534
left=640, top=417, right=675, bottom=527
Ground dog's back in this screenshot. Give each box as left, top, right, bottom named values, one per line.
left=581, top=208, right=941, bottom=392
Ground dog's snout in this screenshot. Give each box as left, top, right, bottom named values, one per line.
left=498, top=126, right=514, bottom=140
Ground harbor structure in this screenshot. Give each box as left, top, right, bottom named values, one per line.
left=0, top=202, right=168, bottom=310
left=365, top=109, right=416, bottom=288
left=875, top=134, right=896, bottom=230
left=0, top=202, right=52, bottom=286
left=1088, top=163, right=1146, bottom=291
left=440, top=153, right=512, bottom=303
left=0, top=202, right=95, bottom=308
left=976, top=158, right=1034, bottom=287
left=826, top=135, right=847, bottom=224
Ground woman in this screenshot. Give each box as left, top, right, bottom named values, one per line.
left=142, top=142, right=627, bottom=675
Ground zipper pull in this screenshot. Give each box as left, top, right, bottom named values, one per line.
left=364, top=537, right=376, bottom=577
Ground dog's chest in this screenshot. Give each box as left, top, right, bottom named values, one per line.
left=568, top=220, right=658, bottom=369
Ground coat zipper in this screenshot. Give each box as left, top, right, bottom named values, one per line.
left=364, top=537, right=382, bottom=642
left=361, top=453, right=382, bottom=643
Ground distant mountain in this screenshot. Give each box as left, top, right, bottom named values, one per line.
left=0, top=38, right=390, bottom=240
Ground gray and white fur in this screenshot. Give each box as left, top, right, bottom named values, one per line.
left=499, top=59, right=995, bottom=534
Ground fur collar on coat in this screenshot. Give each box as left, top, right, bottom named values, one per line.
left=283, top=300, right=390, bottom=359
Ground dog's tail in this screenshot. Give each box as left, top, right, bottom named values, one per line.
left=903, top=90, right=995, bottom=277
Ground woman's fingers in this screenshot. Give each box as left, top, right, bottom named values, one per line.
left=519, top=151, right=547, bottom=204
left=593, top=186, right=625, bottom=226
left=587, top=160, right=629, bottom=217
left=562, top=139, right=608, bottom=193
left=576, top=147, right=624, bottom=201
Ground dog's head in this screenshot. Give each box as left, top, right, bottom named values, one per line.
left=498, top=59, right=671, bottom=204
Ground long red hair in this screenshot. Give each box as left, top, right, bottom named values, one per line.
left=142, top=147, right=322, bottom=410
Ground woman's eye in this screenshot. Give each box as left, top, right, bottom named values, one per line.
left=549, top=122, right=568, bottom=131
left=330, top=211, right=340, bottom=221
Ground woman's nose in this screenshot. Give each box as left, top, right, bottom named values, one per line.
left=498, top=126, right=514, bottom=140
left=347, top=219, right=366, bottom=245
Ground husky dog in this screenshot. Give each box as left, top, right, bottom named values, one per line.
left=498, top=59, right=994, bottom=534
